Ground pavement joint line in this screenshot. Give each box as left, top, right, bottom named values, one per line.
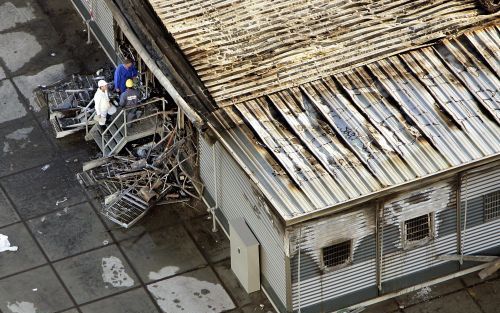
left=0, top=156, right=59, bottom=181
left=0, top=184, right=81, bottom=311
left=54, top=285, right=152, bottom=313
left=464, top=286, right=488, bottom=313
left=13, top=199, right=90, bottom=224
left=181, top=219, right=243, bottom=310
left=0, top=262, right=48, bottom=282
left=73, top=167, right=165, bottom=313
left=391, top=278, right=495, bottom=313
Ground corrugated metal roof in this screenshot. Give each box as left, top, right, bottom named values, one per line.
left=147, top=0, right=497, bottom=106
left=219, top=25, right=500, bottom=220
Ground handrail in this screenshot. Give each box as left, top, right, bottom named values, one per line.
left=100, top=97, right=167, bottom=155
left=84, top=98, right=95, bottom=136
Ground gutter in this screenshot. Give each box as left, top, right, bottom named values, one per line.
left=103, top=0, right=203, bottom=128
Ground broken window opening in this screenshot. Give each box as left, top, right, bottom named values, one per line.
left=321, top=240, right=352, bottom=270
left=484, top=190, right=500, bottom=222
left=402, top=213, right=434, bottom=249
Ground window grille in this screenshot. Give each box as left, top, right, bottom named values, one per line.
left=403, top=213, right=433, bottom=249
left=484, top=190, right=500, bottom=222
left=322, top=240, right=351, bottom=269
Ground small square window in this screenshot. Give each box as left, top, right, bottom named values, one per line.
left=403, top=213, right=434, bottom=249
left=322, top=240, right=352, bottom=269
left=484, top=191, right=500, bottom=222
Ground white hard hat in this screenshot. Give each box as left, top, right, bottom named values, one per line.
left=97, top=80, right=108, bottom=87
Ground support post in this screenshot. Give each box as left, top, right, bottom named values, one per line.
left=456, top=173, right=463, bottom=264
left=375, top=201, right=384, bottom=294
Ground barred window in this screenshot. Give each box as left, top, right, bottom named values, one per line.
left=484, top=191, right=500, bottom=222
left=403, top=213, right=434, bottom=248
left=322, top=240, right=352, bottom=269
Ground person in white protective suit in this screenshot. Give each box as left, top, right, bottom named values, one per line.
left=93, top=80, right=117, bottom=127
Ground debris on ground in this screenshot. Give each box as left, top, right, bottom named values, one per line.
left=34, top=68, right=114, bottom=138
left=0, top=234, right=18, bottom=252
left=35, top=53, right=200, bottom=229
left=78, top=117, right=200, bottom=228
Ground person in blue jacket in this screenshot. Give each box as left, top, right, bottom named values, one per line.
left=113, top=58, right=138, bottom=94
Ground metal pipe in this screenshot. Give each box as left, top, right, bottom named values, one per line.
left=456, top=173, right=462, bottom=264
left=297, top=227, right=302, bottom=313
left=103, top=0, right=204, bottom=128
left=375, top=201, right=383, bottom=293
left=211, top=143, right=218, bottom=233
left=461, top=173, right=469, bottom=265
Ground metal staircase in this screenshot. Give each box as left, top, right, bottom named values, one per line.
left=85, top=97, right=167, bottom=156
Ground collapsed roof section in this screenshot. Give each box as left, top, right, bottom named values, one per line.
left=212, top=25, right=500, bottom=221
left=148, top=0, right=498, bottom=105
left=142, top=0, right=499, bottom=222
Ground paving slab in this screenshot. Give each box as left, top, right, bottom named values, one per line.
left=147, top=267, right=236, bottom=313
left=0, top=265, right=73, bottom=313
left=0, top=1, right=40, bottom=32
left=213, top=259, right=268, bottom=308
left=467, top=278, right=500, bottom=313
left=403, top=290, right=482, bottom=313
left=54, top=244, right=139, bottom=304
left=60, top=310, right=79, bottom=313
left=120, top=224, right=206, bottom=283
left=108, top=201, right=206, bottom=242
left=27, top=202, right=112, bottom=261
left=185, top=215, right=230, bottom=263
left=80, top=287, right=159, bottom=313
left=12, top=62, right=69, bottom=114
left=0, top=117, right=55, bottom=177
left=0, top=67, right=5, bottom=80
left=0, top=187, right=19, bottom=228
left=0, top=79, right=26, bottom=125
left=0, top=222, right=45, bottom=278
left=1, top=159, right=86, bottom=219
left=363, top=299, right=400, bottom=313
left=0, top=31, right=42, bottom=73
left=396, top=278, right=464, bottom=308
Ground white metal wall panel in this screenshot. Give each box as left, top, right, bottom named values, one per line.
left=461, top=166, right=500, bottom=200
left=198, top=134, right=288, bottom=310
left=199, top=135, right=215, bottom=197
left=288, top=207, right=376, bottom=310
left=92, top=0, right=114, bottom=49
left=381, top=180, right=457, bottom=282
left=460, top=167, right=500, bottom=255
left=77, top=0, right=114, bottom=50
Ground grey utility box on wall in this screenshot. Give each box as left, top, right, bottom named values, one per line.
left=230, top=218, right=260, bottom=293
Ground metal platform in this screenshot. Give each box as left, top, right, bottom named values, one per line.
left=86, top=97, right=168, bottom=156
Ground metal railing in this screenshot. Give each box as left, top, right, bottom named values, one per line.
left=100, top=97, right=167, bottom=156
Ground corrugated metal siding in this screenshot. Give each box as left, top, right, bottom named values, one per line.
left=199, top=135, right=216, bottom=197
left=77, top=0, right=115, bottom=49
left=92, top=0, right=114, bottom=49
left=381, top=181, right=457, bottom=282
left=216, top=25, right=500, bottom=220
left=287, top=166, right=499, bottom=310
left=198, top=133, right=288, bottom=310
left=461, top=165, right=500, bottom=200
left=288, top=207, right=376, bottom=310
left=461, top=166, right=500, bottom=254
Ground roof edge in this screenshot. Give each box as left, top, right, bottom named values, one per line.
left=284, top=153, right=500, bottom=227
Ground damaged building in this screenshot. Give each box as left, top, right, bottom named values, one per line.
left=67, top=0, right=499, bottom=312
